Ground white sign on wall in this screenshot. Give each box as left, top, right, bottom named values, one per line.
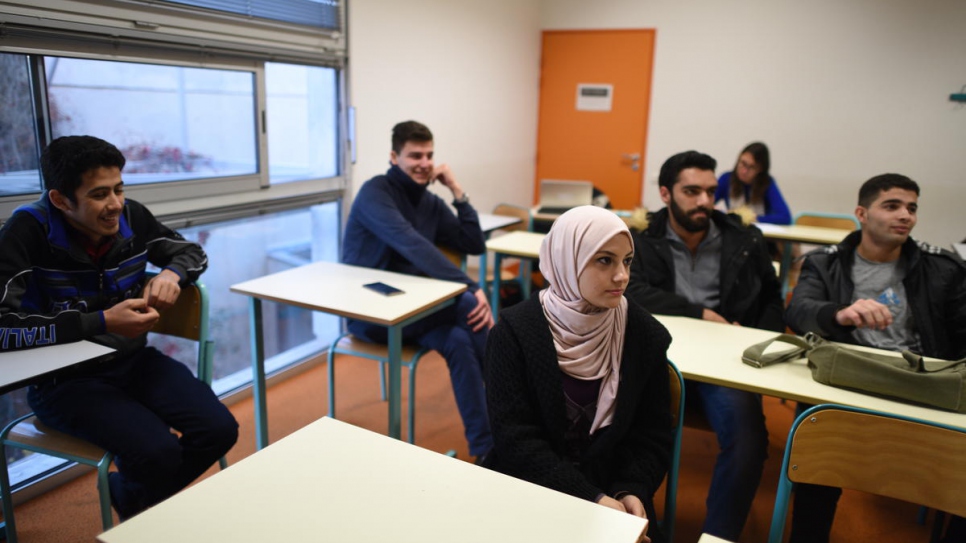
left=576, top=83, right=613, bottom=112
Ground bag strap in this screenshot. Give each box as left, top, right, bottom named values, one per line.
left=742, top=332, right=823, bottom=368
left=904, top=351, right=966, bottom=372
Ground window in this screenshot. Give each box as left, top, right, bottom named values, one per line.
left=0, top=0, right=347, bottom=499
left=47, top=57, right=258, bottom=186
left=266, top=63, right=339, bottom=184
left=151, top=202, right=342, bottom=394
left=0, top=54, right=41, bottom=197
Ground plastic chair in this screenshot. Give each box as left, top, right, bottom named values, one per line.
left=0, top=279, right=226, bottom=541
left=767, top=404, right=966, bottom=543
left=661, top=360, right=686, bottom=543
left=792, top=212, right=859, bottom=231
left=326, top=332, right=432, bottom=444
left=781, top=212, right=860, bottom=299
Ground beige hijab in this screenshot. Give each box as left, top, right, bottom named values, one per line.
left=538, top=205, right=631, bottom=434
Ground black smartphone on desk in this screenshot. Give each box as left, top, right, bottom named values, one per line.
left=363, top=281, right=405, bottom=296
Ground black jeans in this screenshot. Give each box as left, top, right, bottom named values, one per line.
left=28, top=347, right=238, bottom=516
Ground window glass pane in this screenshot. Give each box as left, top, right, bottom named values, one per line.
left=45, top=57, right=257, bottom=186
left=0, top=53, right=41, bottom=197
left=163, top=202, right=342, bottom=392
left=266, top=63, right=339, bottom=184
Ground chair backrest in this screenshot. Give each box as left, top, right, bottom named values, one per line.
left=147, top=275, right=215, bottom=385
left=492, top=203, right=532, bottom=232
left=768, top=405, right=966, bottom=542
left=153, top=281, right=207, bottom=341
left=793, top=212, right=859, bottom=231
left=437, top=245, right=467, bottom=271
left=662, top=360, right=686, bottom=543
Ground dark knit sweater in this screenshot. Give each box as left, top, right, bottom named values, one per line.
left=342, top=164, right=485, bottom=290
left=484, top=295, right=673, bottom=510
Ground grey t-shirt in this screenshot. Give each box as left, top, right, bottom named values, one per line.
left=851, top=253, right=920, bottom=352
left=666, top=219, right=722, bottom=310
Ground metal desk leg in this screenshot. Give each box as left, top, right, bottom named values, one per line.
left=478, top=251, right=489, bottom=298
left=386, top=325, right=403, bottom=440
left=248, top=297, right=269, bottom=450
left=490, top=252, right=504, bottom=319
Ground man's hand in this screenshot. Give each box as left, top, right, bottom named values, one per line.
left=143, top=269, right=182, bottom=310
left=104, top=298, right=160, bottom=338
left=431, top=164, right=465, bottom=201
left=466, top=289, right=494, bottom=332
left=835, top=298, right=893, bottom=330
left=702, top=308, right=730, bottom=324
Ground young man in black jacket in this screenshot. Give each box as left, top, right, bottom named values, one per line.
left=786, top=173, right=966, bottom=543
left=625, top=150, right=784, bottom=541
left=0, top=136, right=238, bottom=520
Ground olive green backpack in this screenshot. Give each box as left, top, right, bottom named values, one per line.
left=741, top=333, right=966, bottom=413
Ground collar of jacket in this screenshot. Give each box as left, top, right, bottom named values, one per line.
left=639, top=207, right=742, bottom=238
left=16, top=192, right=134, bottom=254
left=386, top=164, right=428, bottom=206
left=828, top=230, right=925, bottom=276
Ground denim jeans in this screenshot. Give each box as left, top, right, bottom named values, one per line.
left=349, top=290, right=493, bottom=456
left=28, top=347, right=238, bottom=517
left=690, top=380, right=769, bottom=540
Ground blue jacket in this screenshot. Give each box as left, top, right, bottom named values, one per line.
left=715, top=172, right=792, bottom=225
left=0, top=194, right=207, bottom=355
left=342, top=165, right=485, bottom=291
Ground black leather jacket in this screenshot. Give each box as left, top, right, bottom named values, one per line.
left=625, top=208, right=784, bottom=332
left=786, top=231, right=966, bottom=359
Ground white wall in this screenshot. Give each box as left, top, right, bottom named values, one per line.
left=348, top=0, right=541, bottom=216
left=541, top=0, right=966, bottom=248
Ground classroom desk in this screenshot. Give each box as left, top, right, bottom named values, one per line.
left=485, top=230, right=545, bottom=316
left=655, top=315, right=966, bottom=431
left=97, top=417, right=649, bottom=543
left=475, top=212, right=524, bottom=293
left=230, top=261, right=466, bottom=450
left=0, top=341, right=115, bottom=395
left=754, top=223, right=852, bottom=297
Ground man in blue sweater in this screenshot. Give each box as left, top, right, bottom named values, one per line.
left=342, top=120, right=493, bottom=459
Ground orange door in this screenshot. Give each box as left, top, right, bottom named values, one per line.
left=535, top=30, right=655, bottom=210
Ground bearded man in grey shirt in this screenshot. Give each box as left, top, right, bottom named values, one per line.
left=625, top=150, right=784, bottom=542
left=786, top=173, right=966, bottom=543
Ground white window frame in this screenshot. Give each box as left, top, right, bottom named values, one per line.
left=0, top=0, right=350, bottom=225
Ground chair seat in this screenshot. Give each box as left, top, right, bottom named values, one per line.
left=333, top=335, right=424, bottom=363
left=7, top=416, right=106, bottom=462
left=465, top=265, right=517, bottom=284
left=328, top=333, right=433, bottom=444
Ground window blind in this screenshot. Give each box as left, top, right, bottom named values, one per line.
left=159, top=0, right=340, bottom=31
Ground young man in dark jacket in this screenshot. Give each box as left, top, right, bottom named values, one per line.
left=625, top=150, right=784, bottom=541
left=0, top=136, right=238, bottom=520
left=786, top=173, right=966, bottom=543
left=342, top=121, right=493, bottom=459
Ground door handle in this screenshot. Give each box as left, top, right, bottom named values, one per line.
left=622, top=153, right=641, bottom=171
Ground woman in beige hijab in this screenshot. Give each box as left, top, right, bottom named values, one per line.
left=484, top=206, right=673, bottom=543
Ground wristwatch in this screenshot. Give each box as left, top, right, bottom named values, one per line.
left=453, top=193, right=469, bottom=205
